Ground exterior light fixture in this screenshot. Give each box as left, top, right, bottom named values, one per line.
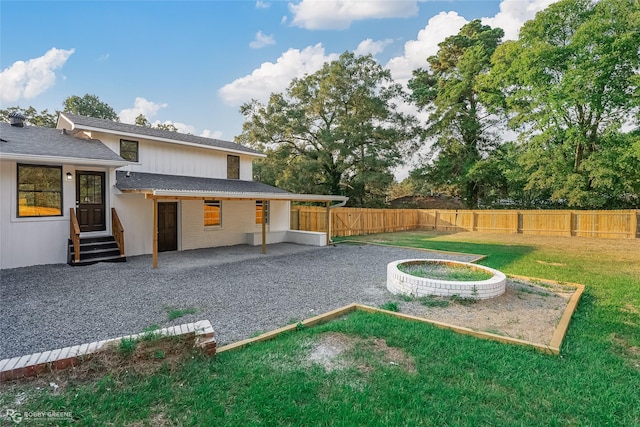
left=66, top=172, right=73, bottom=181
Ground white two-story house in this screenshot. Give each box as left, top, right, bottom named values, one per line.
left=0, top=112, right=346, bottom=269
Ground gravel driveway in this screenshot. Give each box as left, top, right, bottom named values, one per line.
left=0, top=243, right=476, bottom=359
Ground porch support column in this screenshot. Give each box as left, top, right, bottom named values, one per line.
left=152, top=197, right=158, bottom=268
left=326, top=201, right=331, bottom=246
left=261, top=199, right=267, bottom=254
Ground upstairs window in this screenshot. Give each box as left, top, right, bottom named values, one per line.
left=256, top=200, right=269, bottom=225
left=17, top=164, right=62, bottom=217
left=204, top=200, right=221, bottom=226
left=227, top=155, right=240, bottom=179
left=120, top=139, right=139, bottom=162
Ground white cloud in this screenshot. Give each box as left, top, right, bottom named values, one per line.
left=201, top=129, right=223, bottom=139
left=119, top=97, right=168, bottom=124
left=482, top=0, right=558, bottom=40
left=384, top=1, right=560, bottom=85
left=96, top=53, right=110, bottom=62
left=289, top=0, right=422, bottom=30
left=0, top=47, right=75, bottom=103
left=354, top=38, right=394, bottom=56
left=218, top=43, right=339, bottom=106
left=156, top=123, right=223, bottom=138
left=385, top=11, right=468, bottom=85
left=256, top=0, right=270, bottom=9
left=381, top=0, right=556, bottom=179
left=119, top=97, right=224, bottom=138
left=281, top=15, right=288, bottom=24
left=249, top=31, right=276, bottom=49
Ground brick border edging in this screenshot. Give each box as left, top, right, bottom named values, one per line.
left=0, top=320, right=216, bottom=382
left=387, top=259, right=507, bottom=300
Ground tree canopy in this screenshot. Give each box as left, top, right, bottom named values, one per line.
left=402, top=0, right=639, bottom=209
left=134, top=114, right=179, bottom=132
left=62, top=94, right=119, bottom=121
left=135, top=114, right=150, bottom=127
left=408, top=20, right=504, bottom=207
left=0, top=106, right=57, bottom=127
left=237, top=52, right=416, bottom=207
left=485, top=0, right=640, bottom=207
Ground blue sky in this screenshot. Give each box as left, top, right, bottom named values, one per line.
left=1, top=0, right=555, bottom=142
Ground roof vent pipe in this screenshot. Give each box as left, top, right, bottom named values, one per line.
left=8, top=112, right=26, bottom=127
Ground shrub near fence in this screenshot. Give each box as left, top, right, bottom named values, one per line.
left=290, top=207, right=640, bottom=239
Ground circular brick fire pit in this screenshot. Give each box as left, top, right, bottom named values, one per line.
left=387, top=259, right=506, bottom=300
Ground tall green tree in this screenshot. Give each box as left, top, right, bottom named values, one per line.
left=238, top=52, right=416, bottom=207
left=487, top=0, right=640, bottom=207
left=408, top=20, right=504, bottom=207
left=465, top=141, right=559, bottom=208
left=135, top=114, right=150, bottom=127
left=62, top=94, right=119, bottom=121
left=386, top=178, right=417, bottom=201
left=0, top=106, right=57, bottom=127
left=156, top=122, right=178, bottom=132
left=135, top=114, right=179, bottom=132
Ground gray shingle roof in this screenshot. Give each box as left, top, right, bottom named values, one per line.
left=0, top=123, right=127, bottom=164
left=60, top=112, right=263, bottom=156
left=116, top=171, right=290, bottom=195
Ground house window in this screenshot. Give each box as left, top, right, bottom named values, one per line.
left=204, top=200, right=221, bottom=226
left=120, top=139, right=139, bottom=162
left=227, top=155, right=240, bottom=179
left=256, top=201, right=269, bottom=225
left=17, top=164, right=63, bottom=217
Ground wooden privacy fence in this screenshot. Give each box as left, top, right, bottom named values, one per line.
left=291, top=206, right=420, bottom=237
left=291, top=207, right=640, bottom=239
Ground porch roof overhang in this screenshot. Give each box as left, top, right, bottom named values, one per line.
left=115, top=171, right=348, bottom=203
left=145, top=190, right=348, bottom=203
left=119, top=171, right=346, bottom=268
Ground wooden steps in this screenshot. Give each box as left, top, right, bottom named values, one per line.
left=67, top=236, right=126, bottom=266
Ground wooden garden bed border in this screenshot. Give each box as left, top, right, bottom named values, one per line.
left=218, top=278, right=584, bottom=356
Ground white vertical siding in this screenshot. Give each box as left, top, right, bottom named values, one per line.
left=239, top=157, right=253, bottom=181
left=0, top=160, right=112, bottom=269
left=91, top=132, right=254, bottom=180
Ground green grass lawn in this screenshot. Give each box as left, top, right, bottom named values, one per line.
left=1, top=231, right=639, bottom=426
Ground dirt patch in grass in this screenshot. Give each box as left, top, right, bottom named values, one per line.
left=621, top=304, right=640, bottom=327
left=129, top=409, right=172, bottom=427
left=610, top=333, right=640, bottom=371
left=396, top=279, right=575, bottom=346
left=307, top=332, right=416, bottom=374
left=536, top=260, right=566, bottom=266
